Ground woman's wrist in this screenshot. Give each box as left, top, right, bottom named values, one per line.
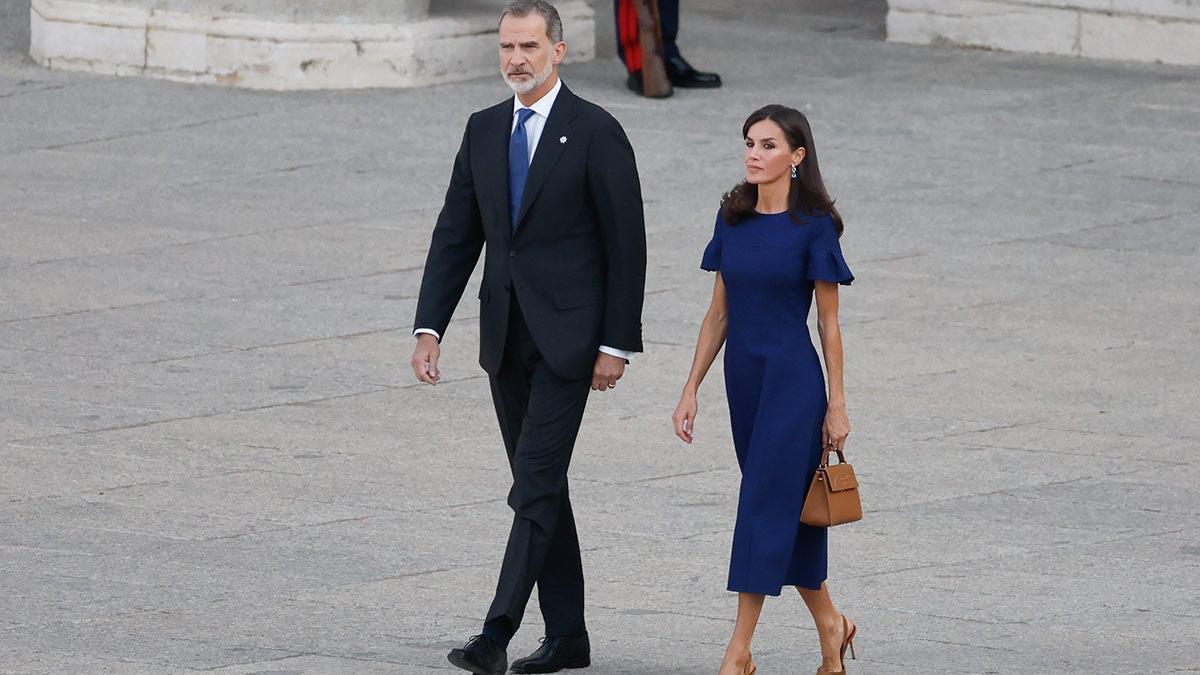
left=827, top=398, right=846, bottom=412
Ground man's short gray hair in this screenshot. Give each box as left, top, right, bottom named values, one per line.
left=500, top=0, right=564, bottom=44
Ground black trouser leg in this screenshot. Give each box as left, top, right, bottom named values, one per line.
left=658, top=0, right=681, bottom=61
left=483, top=302, right=590, bottom=645
left=535, top=481, right=586, bottom=637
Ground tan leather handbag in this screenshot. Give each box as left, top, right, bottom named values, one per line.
left=800, top=447, right=862, bottom=527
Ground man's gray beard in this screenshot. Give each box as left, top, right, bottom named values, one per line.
left=503, top=58, right=554, bottom=94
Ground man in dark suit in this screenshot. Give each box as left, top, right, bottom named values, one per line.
left=410, top=2, right=646, bottom=673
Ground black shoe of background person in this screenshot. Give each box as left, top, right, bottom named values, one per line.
left=447, top=634, right=508, bottom=675
left=625, top=71, right=674, bottom=98
left=510, top=633, right=592, bottom=673
left=666, top=55, right=722, bottom=88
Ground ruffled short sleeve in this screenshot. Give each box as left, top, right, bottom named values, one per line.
left=700, top=211, right=723, bottom=272
left=806, top=214, right=854, bottom=285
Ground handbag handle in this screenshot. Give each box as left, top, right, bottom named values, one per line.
left=818, top=447, right=848, bottom=468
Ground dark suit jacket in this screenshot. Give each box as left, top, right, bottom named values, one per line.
left=414, top=83, right=647, bottom=380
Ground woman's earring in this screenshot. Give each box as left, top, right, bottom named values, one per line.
left=790, top=164, right=798, bottom=179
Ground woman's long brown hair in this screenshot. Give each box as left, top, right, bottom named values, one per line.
left=721, top=104, right=843, bottom=236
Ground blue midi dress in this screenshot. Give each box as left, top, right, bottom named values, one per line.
left=700, top=208, right=854, bottom=595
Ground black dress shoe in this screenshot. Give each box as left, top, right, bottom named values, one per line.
left=665, top=55, right=722, bottom=88
left=510, top=634, right=591, bottom=673
left=625, top=71, right=674, bottom=98
left=447, top=634, right=507, bottom=675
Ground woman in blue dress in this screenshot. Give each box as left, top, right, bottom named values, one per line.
left=672, top=105, right=857, bottom=675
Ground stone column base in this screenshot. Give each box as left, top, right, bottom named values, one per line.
left=29, top=0, right=596, bottom=89
left=887, top=0, right=1200, bottom=67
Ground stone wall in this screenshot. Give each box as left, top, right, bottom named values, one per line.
left=887, top=0, right=1200, bottom=66
left=28, top=0, right=596, bottom=89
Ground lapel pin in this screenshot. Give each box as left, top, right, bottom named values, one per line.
left=559, top=136, right=568, bottom=144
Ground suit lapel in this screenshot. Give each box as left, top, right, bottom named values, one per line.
left=514, top=85, right=578, bottom=230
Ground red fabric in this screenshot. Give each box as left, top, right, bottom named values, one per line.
left=618, top=0, right=642, bottom=73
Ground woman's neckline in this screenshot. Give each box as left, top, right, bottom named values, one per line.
left=753, top=209, right=789, bottom=216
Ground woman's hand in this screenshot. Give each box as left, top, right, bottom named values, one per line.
left=823, top=406, right=851, bottom=451
left=672, top=392, right=698, bottom=443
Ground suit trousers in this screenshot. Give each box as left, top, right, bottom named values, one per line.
left=484, top=298, right=592, bottom=642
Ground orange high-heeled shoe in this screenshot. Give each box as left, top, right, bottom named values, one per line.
left=840, top=614, right=857, bottom=663
left=816, top=615, right=857, bottom=674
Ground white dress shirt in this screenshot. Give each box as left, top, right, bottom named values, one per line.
left=415, top=78, right=634, bottom=363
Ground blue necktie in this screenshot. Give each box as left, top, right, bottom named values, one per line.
left=509, top=108, right=537, bottom=230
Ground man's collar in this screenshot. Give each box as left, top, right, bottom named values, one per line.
left=513, top=76, right=562, bottom=118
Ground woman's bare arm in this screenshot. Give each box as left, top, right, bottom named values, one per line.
left=673, top=273, right=729, bottom=443
left=814, top=280, right=850, bottom=448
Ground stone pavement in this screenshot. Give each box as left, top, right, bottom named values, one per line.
left=2, top=0, right=1200, bottom=672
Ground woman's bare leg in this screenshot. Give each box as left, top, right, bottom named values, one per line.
left=796, top=582, right=851, bottom=672
left=718, top=592, right=764, bottom=674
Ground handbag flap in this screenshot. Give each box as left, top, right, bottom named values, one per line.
left=823, top=463, right=858, bottom=492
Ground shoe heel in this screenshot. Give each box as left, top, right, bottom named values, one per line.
left=565, top=655, right=591, bottom=669
left=840, top=614, right=858, bottom=662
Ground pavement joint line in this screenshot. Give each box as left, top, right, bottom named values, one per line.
left=143, top=326, right=412, bottom=364
left=88, top=478, right=175, bottom=493
left=0, top=295, right=207, bottom=325
left=160, top=154, right=363, bottom=192
left=0, top=542, right=96, bottom=556
left=3, top=210, right=380, bottom=270
left=938, top=439, right=1190, bottom=465
left=2, top=110, right=267, bottom=156
left=984, top=554, right=1200, bottom=585
left=286, top=495, right=405, bottom=514
left=0, top=83, right=68, bottom=98
left=874, top=607, right=1031, bottom=626
left=913, top=422, right=1043, bottom=444
left=361, top=564, right=483, bottom=582
left=914, top=637, right=1020, bottom=653
left=640, top=338, right=687, bottom=347
left=1031, top=423, right=1200, bottom=444
left=590, top=602, right=735, bottom=624
left=5, top=383, right=409, bottom=445
left=857, top=473, right=1142, bottom=515
left=621, top=467, right=728, bottom=485
left=0, top=344, right=132, bottom=363
left=878, top=367, right=960, bottom=383
left=961, top=206, right=1200, bottom=251
left=194, top=651, right=319, bottom=672
left=282, top=264, right=426, bottom=288
left=1122, top=173, right=1200, bottom=189
left=432, top=496, right=510, bottom=514
left=1048, top=526, right=1192, bottom=551
left=1036, top=151, right=1141, bottom=173
left=859, top=251, right=929, bottom=264
left=194, top=514, right=379, bottom=542
left=841, top=559, right=969, bottom=580
left=178, top=158, right=345, bottom=187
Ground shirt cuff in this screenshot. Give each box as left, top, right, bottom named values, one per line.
left=414, top=328, right=441, bottom=342
left=599, top=345, right=635, bottom=362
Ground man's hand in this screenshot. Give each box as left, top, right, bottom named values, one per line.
left=591, top=352, right=626, bottom=392
left=411, top=334, right=441, bottom=384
